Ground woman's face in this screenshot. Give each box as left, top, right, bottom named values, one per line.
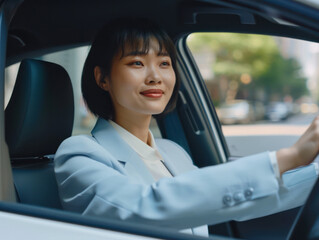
left=99, top=38, right=176, bottom=120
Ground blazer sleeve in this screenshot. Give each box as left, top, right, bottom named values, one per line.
left=54, top=135, right=317, bottom=229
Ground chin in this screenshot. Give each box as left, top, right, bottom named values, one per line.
left=142, top=108, right=165, bottom=115
left=141, top=105, right=167, bottom=115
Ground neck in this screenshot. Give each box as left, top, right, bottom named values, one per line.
left=113, top=113, right=152, bottom=145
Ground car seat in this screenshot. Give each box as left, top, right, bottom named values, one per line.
left=5, top=59, right=74, bottom=209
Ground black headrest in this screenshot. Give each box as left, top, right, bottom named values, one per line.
left=5, top=59, right=74, bottom=158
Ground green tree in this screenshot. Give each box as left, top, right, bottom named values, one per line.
left=257, top=53, right=307, bottom=99
left=187, top=33, right=308, bottom=102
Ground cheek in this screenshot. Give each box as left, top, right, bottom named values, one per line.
left=166, top=70, right=176, bottom=93
left=110, top=71, right=138, bottom=94
left=111, top=82, right=134, bottom=100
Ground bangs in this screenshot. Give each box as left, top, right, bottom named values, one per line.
left=117, top=30, right=172, bottom=58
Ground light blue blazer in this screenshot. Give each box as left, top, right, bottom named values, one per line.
left=54, top=118, right=318, bottom=237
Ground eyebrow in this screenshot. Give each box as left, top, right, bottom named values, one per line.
left=158, top=52, right=169, bottom=57
left=122, top=51, right=146, bottom=57
left=122, top=50, right=170, bottom=57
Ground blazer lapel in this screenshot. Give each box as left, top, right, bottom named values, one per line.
left=156, top=139, right=197, bottom=177
left=91, top=118, right=155, bottom=184
left=158, top=150, right=179, bottom=177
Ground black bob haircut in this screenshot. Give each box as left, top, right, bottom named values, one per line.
left=82, top=18, right=180, bottom=120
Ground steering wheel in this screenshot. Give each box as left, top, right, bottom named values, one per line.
left=287, top=176, right=319, bottom=239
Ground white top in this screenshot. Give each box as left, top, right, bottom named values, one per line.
left=269, top=151, right=282, bottom=184
left=109, top=120, right=173, bottom=181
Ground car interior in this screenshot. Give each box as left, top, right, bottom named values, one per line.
left=1, top=0, right=319, bottom=239
left=5, top=58, right=74, bottom=209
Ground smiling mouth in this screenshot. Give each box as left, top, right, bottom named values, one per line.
left=140, top=89, right=164, bottom=98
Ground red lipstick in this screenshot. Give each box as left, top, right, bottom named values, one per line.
left=140, top=89, right=163, bottom=98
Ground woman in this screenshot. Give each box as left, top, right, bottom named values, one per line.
left=54, top=18, right=319, bottom=237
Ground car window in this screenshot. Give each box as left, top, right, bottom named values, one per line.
left=187, top=33, right=319, bottom=157
left=4, top=47, right=161, bottom=138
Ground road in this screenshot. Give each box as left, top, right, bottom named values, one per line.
left=222, top=113, right=318, bottom=157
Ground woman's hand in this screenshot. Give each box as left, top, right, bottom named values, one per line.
left=277, top=115, right=319, bottom=175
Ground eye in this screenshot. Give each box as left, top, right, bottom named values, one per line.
left=161, top=61, right=171, bottom=67
left=131, top=61, right=143, bottom=66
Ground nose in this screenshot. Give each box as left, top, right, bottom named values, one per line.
left=145, top=65, right=162, bottom=85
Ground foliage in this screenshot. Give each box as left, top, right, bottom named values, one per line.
left=257, top=53, right=307, bottom=99
left=187, top=33, right=308, bottom=101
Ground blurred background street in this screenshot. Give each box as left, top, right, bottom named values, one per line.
left=222, top=113, right=317, bottom=156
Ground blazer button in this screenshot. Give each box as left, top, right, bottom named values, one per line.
left=223, top=194, right=233, bottom=207
left=244, top=188, right=254, bottom=200
left=233, top=192, right=244, bottom=203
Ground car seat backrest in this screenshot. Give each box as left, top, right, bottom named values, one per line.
left=5, top=59, right=74, bottom=209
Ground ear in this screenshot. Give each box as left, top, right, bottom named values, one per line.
left=94, top=66, right=109, bottom=91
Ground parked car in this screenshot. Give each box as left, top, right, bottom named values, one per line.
left=217, top=100, right=265, bottom=124
left=1, top=0, right=319, bottom=240
left=217, top=100, right=255, bottom=124
left=266, top=102, right=290, bottom=122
